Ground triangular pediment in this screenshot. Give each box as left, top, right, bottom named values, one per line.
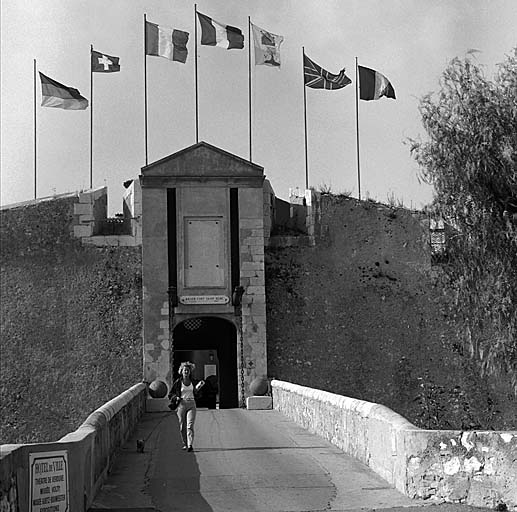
left=141, top=141, right=264, bottom=178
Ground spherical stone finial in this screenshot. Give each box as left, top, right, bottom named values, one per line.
left=148, top=380, right=168, bottom=398
left=250, top=375, right=269, bottom=396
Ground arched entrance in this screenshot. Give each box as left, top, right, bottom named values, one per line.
left=173, top=317, right=238, bottom=409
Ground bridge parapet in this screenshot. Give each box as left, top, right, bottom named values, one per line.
left=272, top=380, right=517, bottom=508
left=0, top=383, right=146, bottom=512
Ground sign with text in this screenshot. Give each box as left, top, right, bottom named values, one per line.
left=29, top=450, right=69, bottom=512
left=179, top=295, right=229, bottom=305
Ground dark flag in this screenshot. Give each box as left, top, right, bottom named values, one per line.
left=91, top=50, right=120, bottom=72
left=39, top=72, right=88, bottom=110
left=303, top=53, right=351, bottom=90
left=358, top=65, right=396, bottom=100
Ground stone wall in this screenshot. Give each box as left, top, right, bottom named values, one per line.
left=141, top=187, right=169, bottom=385
left=239, top=188, right=267, bottom=385
left=0, top=383, right=146, bottom=512
left=0, top=192, right=142, bottom=444
left=272, top=380, right=517, bottom=509
left=76, top=186, right=142, bottom=246
left=265, top=194, right=516, bottom=431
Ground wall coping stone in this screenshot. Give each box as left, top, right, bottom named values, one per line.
left=272, top=380, right=417, bottom=431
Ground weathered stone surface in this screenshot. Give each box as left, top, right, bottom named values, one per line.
left=246, top=396, right=273, bottom=409
left=272, top=380, right=517, bottom=509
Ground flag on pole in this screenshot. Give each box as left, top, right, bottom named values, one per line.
left=251, top=23, right=283, bottom=67
left=146, top=21, right=189, bottom=63
left=197, top=12, right=244, bottom=49
left=91, top=50, right=120, bottom=72
left=358, top=65, right=396, bottom=100
left=39, top=72, right=88, bottom=110
left=303, top=54, right=351, bottom=90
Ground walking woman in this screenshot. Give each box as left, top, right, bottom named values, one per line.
left=168, top=362, right=204, bottom=452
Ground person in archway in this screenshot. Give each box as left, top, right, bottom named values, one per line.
left=168, top=362, right=205, bottom=452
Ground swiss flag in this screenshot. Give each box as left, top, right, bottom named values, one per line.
left=91, top=50, right=120, bottom=73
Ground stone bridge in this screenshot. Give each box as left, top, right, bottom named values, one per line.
left=1, top=380, right=516, bottom=511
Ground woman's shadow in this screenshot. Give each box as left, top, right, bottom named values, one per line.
left=144, top=412, right=214, bottom=512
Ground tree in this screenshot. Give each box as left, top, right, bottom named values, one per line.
left=410, top=48, right=517, bottom=392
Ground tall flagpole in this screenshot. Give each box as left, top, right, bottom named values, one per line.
left=90, top=45, right=94, bottom=188
left=302, top=47, right=309, bottom=190
left=248, top=17, right=252, bottom=162
left=194, top=4, right=199, bottom=143
left=144, top=14, right=149, bottom=165
left=355, top=57, right=361, bottom=200
left=33, top=58, right=37, bottom=199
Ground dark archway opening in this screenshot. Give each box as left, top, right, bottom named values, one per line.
left=173, top=317, right=238, bottom=409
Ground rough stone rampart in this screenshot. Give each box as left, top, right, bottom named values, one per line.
left=0, top=191, right=142, bottom=443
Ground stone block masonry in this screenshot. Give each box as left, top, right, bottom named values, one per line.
left=72, top=187, right=141, bottom=247
left=240, top=187, right=267, bottom=389
left=272, top=380, right=517, bottom=509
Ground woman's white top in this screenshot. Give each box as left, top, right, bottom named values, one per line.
left=181, top=382, right=195, bottom=400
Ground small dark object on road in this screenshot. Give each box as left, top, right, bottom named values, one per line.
left=136, top=439, right=145, bottom=453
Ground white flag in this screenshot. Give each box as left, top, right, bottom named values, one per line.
left=251, top=23, right=284, bottom=67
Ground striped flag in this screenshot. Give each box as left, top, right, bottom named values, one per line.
left=197, top=12, right=244, bottom=50
left=39, top=72, right=88, bottom=110
left=303, top=54, right=351, bottom=90
left=358, top=66, right=396, bottom=101
left=146, top=21, right=189, bottom=63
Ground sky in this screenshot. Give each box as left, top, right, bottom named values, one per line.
left=1, top=0, right=516, bottom=214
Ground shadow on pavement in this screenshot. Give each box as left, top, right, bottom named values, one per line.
left=145, top=412, right=215, bottom=512
left=195, top=445, right=329, bottom=452
left=89, top=412, right=214, bottom=512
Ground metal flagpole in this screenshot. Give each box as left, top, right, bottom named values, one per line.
left=355, top=57, right=361, bottom=200
left=90, top=45, right=94, bottom=188
left=144, top=14, right=149, bottom=165
left=302, top=47, right=309, bottom=189
left=248, top=17, right=252, bottom=162
left=194, top=4, right=199, bottom=143
left=33, top=58, right=37, bottom=199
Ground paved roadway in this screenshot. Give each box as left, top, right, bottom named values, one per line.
left=89, top=409, right=486, bottom=512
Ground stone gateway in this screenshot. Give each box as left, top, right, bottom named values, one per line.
left=140, top=142, right=268, bottom=408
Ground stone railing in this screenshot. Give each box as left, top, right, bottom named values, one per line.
left=0, top=383, right=147, bottom=512
left=271, top=380, right=517, bottom=509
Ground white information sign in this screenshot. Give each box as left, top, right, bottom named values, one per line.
left=180, top=295, right=229, bottom=305
left=29, top=450, right=69, bottom=512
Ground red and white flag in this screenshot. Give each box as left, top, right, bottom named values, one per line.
left=197, top=12, right=244, bottom=50
left=91, top=50, right=120, bottom=72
